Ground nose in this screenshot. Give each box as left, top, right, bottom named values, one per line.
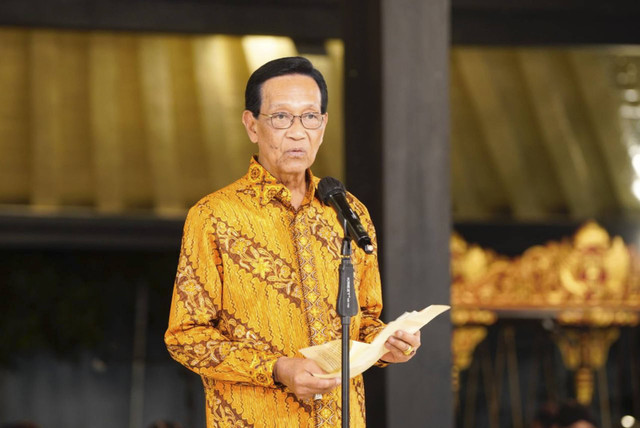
left=286, top=116, right=306, bottom=138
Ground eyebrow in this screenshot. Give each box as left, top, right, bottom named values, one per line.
left=268, top=103, right=320, bottom=110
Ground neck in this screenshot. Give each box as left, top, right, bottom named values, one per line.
left=255, top=156, right=309, bottom=209
left=279, top=172, right=307, bottom=209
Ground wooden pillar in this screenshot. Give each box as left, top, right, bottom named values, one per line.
left=381, top=1, right=452, bottom=427
left=342, top=1, right=386, bottom=426
left=344, top=0, right=452, bottom=427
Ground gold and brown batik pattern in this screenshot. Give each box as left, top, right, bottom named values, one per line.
left=165, top=157, right=386, bottom=427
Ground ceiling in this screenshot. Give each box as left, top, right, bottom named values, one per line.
left=451, top=46, right=640, bottom=222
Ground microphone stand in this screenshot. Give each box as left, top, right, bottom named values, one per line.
left=337, top=217, right=358, bottom=428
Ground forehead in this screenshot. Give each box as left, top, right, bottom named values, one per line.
left=260, top=74, right=322, bottom=108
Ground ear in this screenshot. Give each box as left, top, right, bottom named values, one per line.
left=242, top=110, right=259, bottom=144
left=318, top=112, right=328, bottom=146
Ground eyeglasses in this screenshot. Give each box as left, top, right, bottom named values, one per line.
left=260, top=112, right=325, bottom=129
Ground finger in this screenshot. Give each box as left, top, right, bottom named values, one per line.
left=387, top=347, right=409, bottom=362
left=303, top=360, right=341, bottom=383
left=387, top=339, right=417, bottom=361
left=383, top=343, right=409, bottom=362
left=298, top=380, right=340, bottom=398
left=387, top=336, right=414, bottom=354
left=291, top=380, right=337, bottom=400
left=303, top=359, right=327, bottom=372
left=396, top=330, right=421, bottom=348
left=301, top=372, right=341, bottom=391
left=313, top=377, right=341, bottom=390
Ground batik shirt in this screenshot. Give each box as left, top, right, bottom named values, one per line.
left=165, top=158, right=386, bottom=427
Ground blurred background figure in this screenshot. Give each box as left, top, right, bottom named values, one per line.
left=532, top=401, right=558, bottom=428
left=552, top=401, right=598, bottom=428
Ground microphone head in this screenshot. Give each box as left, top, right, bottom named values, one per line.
left=317, top=177, right=346, bottom=205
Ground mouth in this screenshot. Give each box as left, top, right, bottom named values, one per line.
left=285, top=148, right=306, bottom=157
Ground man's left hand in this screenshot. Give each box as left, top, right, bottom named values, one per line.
left=380, top=330, right=421, bottom=363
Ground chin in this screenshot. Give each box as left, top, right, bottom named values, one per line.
left=280, top=158, right=312, bottom=173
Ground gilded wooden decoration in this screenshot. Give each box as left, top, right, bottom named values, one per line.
left=553, top=327, right=620, bottom=405
left=452, top=222, right=640, bottom=313
left=451, top=222, right=640, bottom=404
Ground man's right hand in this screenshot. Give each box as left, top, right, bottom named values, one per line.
left=273, top=357, right=340, bottom=400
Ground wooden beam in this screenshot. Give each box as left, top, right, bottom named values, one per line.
left=0, top=213, right=182, bottom=251
left=4, top=0, right=640, bottom=46
left=452, top=0, right=640, bottom=45
left=0, top=0, right=340, bottom=39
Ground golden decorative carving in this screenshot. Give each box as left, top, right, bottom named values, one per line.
left=450, top=235, right=499, bottom=391
left=557, top=309, right=639, bottom=326
left=451, top=222, right=640, bottom=405
left=559, top=222, right=630, bottom=303
left=553, top=328, right=620, bottom=405
left=452, top=222, right=640, bottom=314
left=451, top=232, right=507, bottom=307
left=452, top=326, right=488, bottom=397
left=451, top=308, right=497, bottom=326
left=453, top=326, right=489, bottom=372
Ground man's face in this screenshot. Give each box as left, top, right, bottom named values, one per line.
left=242, top=74, right=327, bottom=180
left=567, top=422, right=596, bottom=428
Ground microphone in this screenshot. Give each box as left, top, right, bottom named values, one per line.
left=317, top=177, right=374, bottom=254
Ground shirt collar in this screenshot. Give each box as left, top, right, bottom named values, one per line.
left=245, top=156, right=318, bottom=207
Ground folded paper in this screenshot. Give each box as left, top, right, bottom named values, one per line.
left=300, top=304, right=450, bottom=378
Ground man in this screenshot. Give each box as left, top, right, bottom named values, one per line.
left=551, top=401, right=597, bottom=428
left=165, top=56, right=420, bottom=427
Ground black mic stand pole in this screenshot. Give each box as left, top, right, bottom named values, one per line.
left=337, top=216, right=358, bottom=428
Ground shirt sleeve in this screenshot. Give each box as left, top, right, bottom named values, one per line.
left=349, top=199, right=386, bottom=344
left=349, top=198, right=390, bottom=367
left=357, top=234, right=387, bottom=344
left=165, top=203, right=284, bottom=387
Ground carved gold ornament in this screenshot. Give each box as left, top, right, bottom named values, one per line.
left=451, top=222, right=640, bottom=404
left=451, top=222, right=640, bottom=313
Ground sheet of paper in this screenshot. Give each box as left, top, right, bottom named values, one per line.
left=299, top=304, right=450, bottom=379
